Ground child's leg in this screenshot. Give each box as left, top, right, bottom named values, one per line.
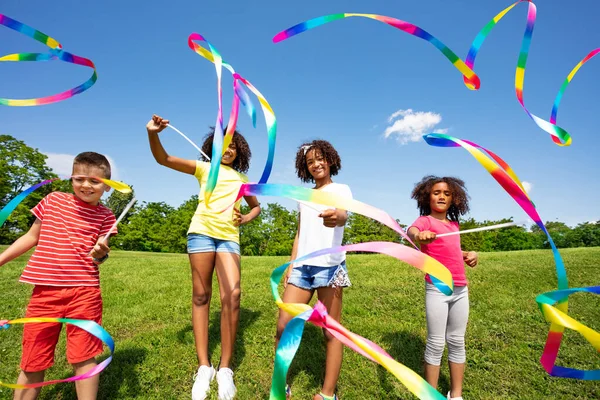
left=424, top=283, right=450, bottom=390
left=190, top=252, right=217, bottom=367
left=315, top=286, right=344, bottom=399
left=214, top=252, right=241, bottom=368
left=64, top=287, right=104, bottom=399
left=446, top=286, right=469, bottom=398
left=275, top=284, right=314, bottom=348
left=73, top=358, right=99, bottom=400
left=14, top=371, right=45, bottom=400
left=17, top=287, right=64, bottom=400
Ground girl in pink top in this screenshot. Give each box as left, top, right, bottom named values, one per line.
left=407, top=176, right=478, bottom=400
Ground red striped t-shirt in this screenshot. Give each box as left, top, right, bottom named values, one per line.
left=20, top=192, right=117, bottom=287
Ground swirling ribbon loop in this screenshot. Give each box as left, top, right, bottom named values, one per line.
left=0, top=318, right=114, bottom=388
left=424, top=133, right=600, bottom=379
left=273, top=1, right=599, bottom=146
left=187, top=34, right=277, bottom=204
left=0, top=14, right=97, bottom=106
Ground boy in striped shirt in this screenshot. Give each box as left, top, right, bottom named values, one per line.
left=0, top=152, right=117, bottom=400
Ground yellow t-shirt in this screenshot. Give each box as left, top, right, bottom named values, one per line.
left=187, top=161, right=248, bottom=243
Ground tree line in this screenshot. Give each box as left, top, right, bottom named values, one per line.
left=2, top=134, right=599, bottom=255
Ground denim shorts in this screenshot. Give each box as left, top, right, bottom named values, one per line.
left=287, top=261, right=351, bottom=290
left=187, top=233, right=240, bottom=255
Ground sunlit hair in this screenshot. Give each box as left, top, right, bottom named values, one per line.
left=200, top=127, right=251, bottom=173
left=294, top=139, right=341, bottom=183
left=411, top=175, right=470, bottom=222
left=73, top=152, right=111, bottom=179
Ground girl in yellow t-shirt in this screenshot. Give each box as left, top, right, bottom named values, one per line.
left=146, top=114, right=260, bottom=400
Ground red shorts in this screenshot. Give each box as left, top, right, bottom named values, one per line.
left=21, top=286, right=103, bottom=372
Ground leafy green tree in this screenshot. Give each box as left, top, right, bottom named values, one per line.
left=239, top=204, right=266, bottom=256
left=105, top=186, right=136, bottom=224
left=161, top=195, right=198, bottom=253
left=115, top=202, right=174, bottom=252
left=532, top=221, right=573, bottom=248
left=343, top=213, right=403, bottom=251
left=566, top=221, right=600, bottom=248
left=0, top=135, right=57, bottom=243
left=261, top=203, right=298, bottom=256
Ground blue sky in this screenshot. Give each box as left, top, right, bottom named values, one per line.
left=2, top=0, right=598, bottom=227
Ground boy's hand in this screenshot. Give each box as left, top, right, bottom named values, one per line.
left=319, top=209, right=338, bottom=228
left=90, top=241, right=110, bottom=259
left=416, top=230, right=437, bottom=244
left=146, top=114, right=169, bottom=134
left=464, top=251, right=478, bottom=267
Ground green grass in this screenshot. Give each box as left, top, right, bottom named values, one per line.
left=0, top=246, right=599, bottom=399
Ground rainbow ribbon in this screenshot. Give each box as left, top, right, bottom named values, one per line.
left=423, top=133, right=600, bottom=379
left=273, top=1, right=599, bottom=146
left=232, top=183, right=453, bottom=398
left=187, top=34, right=277, bottom=204
left=270, top=243, right=451, bottom=400
left=0, top=318, right=114, bottom=388
left=0, top=176, right=132, bottom=228
left=0, top=14, right=97, bottom=106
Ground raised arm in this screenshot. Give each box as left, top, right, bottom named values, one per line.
left=146, top=114, right=197, bottom=175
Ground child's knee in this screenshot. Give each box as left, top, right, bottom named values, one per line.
left=71, top=357, right=97, bottom=371
left=220, top=287, right=241, bottom=308
left=192, top=291, right=211, bottom=307
left=446, top=334, right=466, bottom=363
left=322, top=328, right=336, bottom=342
left=275, top=317, right=290, bottom=340
left=424, top=335, right=445, bottom=365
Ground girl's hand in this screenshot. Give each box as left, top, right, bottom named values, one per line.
left=416, top=230, right=437, bottom=244
left=319, top=209, right=338, bottom=228
left=146, top=114, right=169, bottom=134
left=464, top=251, right=478, bottom=267
left=233, top=208, right=246, bottom=226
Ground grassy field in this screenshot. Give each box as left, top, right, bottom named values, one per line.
left=0, top=246, right=598, bottom=399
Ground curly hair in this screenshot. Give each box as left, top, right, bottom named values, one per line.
left=411, top=175, right=470, bottom=222
left=294, top=139, right=342, bottom=183
left=73, top=152, right=111, bottom=179
left=200, top=127, right=252, bottom=173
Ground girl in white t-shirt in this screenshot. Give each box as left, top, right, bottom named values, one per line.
left=275, top=140, right=352, bottom=400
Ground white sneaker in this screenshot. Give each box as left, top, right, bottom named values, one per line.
left=447, top=391, right=464, bottom=400
left=192, top=365, right=215, bottom=400
left=216, top=367, right=237, bottom=400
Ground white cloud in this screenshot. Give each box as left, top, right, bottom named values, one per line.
left=44, top=153, right=75, bottom=177
left=522, top=181, right=532, bottom=194
left=383, top=108, right=448, bottom=145
left=44, top=152, right=120, bottom=181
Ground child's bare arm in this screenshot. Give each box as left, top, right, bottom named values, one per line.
left=234, top=196, right=261, bottom=226
left=408, top=226, right=437, bottom=244
left=146, top=114, right=197, bottom=175
left=0, top=219, right=42, bottom=267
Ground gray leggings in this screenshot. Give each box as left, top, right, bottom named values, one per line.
left=424, top=282, right=469, bottom=365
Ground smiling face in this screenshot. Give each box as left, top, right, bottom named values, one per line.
left=71, top=164, right=110, bottom=205
left=429, top=182, right=453, bottom=215
left=221, top=141, right=237, bottom=166
left=305, top=148, right=331, bottom=182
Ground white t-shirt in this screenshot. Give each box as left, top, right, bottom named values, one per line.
left=296, top=182, right=353, bottom=267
